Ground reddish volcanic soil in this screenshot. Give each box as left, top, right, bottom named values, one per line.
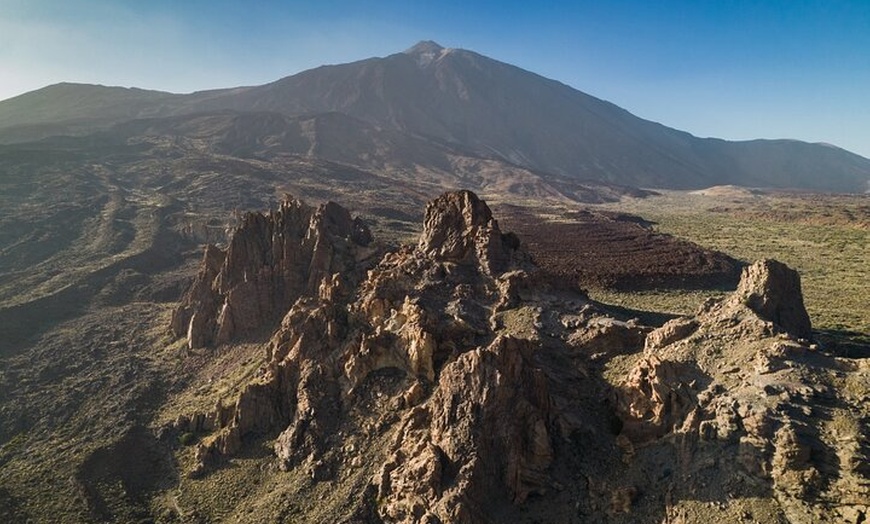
left=495, top=205, right=743, bottom=291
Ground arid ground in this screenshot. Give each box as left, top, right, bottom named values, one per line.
left=0, top=183, right=867, bottom=523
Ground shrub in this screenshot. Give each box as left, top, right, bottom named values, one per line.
left=179, top=432, right=197, bottom=446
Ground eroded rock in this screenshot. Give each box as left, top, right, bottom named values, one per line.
left=168, top=194, right=865, bottom=524
left=178, top=191, right=549, bottom=494
left=730, top=258, right=812, bottom=340
left=377, top=336, right=553, bottom=523
left=614, top=258, right=868, bottom=522
left=171, top=196, right=377, bottom=348
left=418, top=189, right=522, bottom=274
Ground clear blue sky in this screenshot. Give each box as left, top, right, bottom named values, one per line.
left=2, top=0, right=869, bottom=157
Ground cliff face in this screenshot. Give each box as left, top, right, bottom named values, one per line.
left=166, top=192, right=867, bottom=524
left=170, top=196, right=376, bottom=348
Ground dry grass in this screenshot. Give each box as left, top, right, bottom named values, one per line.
left=591, top=190, right=869, bottom=334
left=155, top=340, right=268, bottom=427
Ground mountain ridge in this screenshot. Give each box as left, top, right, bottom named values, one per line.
left=0, top=41, right=868, bottom=192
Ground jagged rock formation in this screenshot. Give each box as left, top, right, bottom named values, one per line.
left=730, top=258, right=813, bottom=339
left=166, top=192, right=867, bottom=524
left=170, top=196, right=376, bottom=348
left=178, top=192, right=565, bottom=515
left=169, top=191, right=627, bottom=520
left=416, top=190, right=520, bottom=273
left=617, top=259, right=868, bottom=523
left=377, top=335, right=553, bottom=522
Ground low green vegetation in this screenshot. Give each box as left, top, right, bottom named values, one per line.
left=179, top=432, right=197, bottom=446
left=593, top=190, right=869, bottom=335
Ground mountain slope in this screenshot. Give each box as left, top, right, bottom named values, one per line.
left=186, top=41, right=867, bottom=191
left=187, top=42, right=715, bottom=187
left=0, top=41, right=868, bottom=192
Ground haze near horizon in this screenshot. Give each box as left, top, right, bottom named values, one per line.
left=1, top=0, right=868, bottom=158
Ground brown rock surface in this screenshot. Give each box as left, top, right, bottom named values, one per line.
left=170, top=191, right=609, bottom=521
left=178, top=192, right=544, bottom=478
left=615, top=258, right=868, bottom=523
left=377, top=336, right=553, bottom=523
left=171, top=195, right=377, bottom=348
left=417, top=190, right=520, bottom=274
left=730, top=258, right=813, bottom=339
left=166, top=193, right=867, bottom=524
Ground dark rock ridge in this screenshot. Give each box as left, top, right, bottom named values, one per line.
left=167, top=191, right=866, bottom=523
left=496, top=205, right=744, bottom=291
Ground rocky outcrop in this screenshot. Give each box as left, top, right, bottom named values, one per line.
left=169, top=244, right=226, bottom=349
left=170, top=191, right=609, bottom=522
left=377, top=336, right=553, bottom=523
left=178, top=191, right=538, bottom=458
left=417, top=190, right=521, bottom=274
left=168, top=193, right=866, bottom=524
left=729, top=258, right=813, bottom=339
left=615, top=258, right=868, bottom=523
left=644, top=317, right=698, bottom=350
left=615, top=355, right=706, bottom=442
left=170, top=196, right=377, bottom=348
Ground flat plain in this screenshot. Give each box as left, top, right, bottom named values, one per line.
left=590, top=188, right=868, bottom=336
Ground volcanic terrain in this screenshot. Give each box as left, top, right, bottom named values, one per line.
left=1, top=41, right=869, bottom=193
left=0, top=41, right=868, bottom=524
left=148, top=191, right=867, bottom=523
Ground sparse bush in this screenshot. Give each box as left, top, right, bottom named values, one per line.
left=179, top=432, right=197, bottom=446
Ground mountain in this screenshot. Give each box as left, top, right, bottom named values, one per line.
left=1, top=41, right=868, bottom=523
left=0, top=41, right=868, bottom=193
